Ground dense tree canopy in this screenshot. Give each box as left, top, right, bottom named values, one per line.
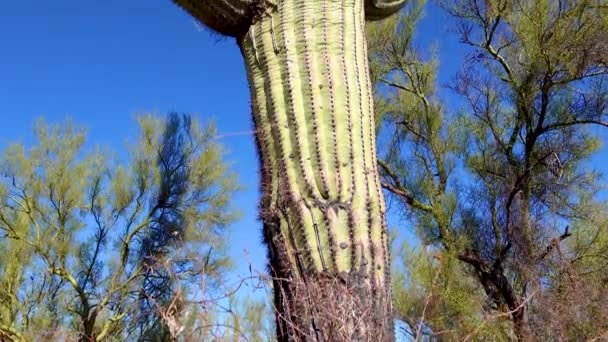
left=368, top=0, right=608, bottom=340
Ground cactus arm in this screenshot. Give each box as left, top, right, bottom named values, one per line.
left=172, top=0, right=256, bottom=36
left=173, top=0, right=407, bottom=37
left=365, top=0, right=407, bottom=20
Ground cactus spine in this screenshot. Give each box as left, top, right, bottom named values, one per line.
left=174, top=0, right=405, bottom=340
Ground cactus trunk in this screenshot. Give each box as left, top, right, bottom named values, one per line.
left=239, top=0, right=392, bottom=340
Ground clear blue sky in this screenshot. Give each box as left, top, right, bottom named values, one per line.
left=1, top=0, right=606, bottom=316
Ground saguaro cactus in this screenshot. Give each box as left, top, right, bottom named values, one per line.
left=173, top=0, right=404, bottom=340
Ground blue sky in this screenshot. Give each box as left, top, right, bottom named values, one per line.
left=1, top=2, right=606, bottom=333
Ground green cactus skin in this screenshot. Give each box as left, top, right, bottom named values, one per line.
left=174, top=0, right=404, bottom=340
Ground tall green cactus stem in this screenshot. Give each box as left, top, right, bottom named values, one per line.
left=174, top=0, right=405, bottom=340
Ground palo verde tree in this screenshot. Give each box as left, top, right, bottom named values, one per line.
left=368, top=0, right=608, bottom=340
left=0, top=114, right=238, bottom=341
left=171, top=0, right=406, bottom=340
left=367, top=4, right=499, bottom=338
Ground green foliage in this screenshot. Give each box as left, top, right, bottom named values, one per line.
left=0, top=114, right=239, bottom=341
left=368, top=0, right=608, bottom=339
left=392, top=242, right=511, bottom=340
left=531, top=202, right=608, bottom=340
left=238, top=296, right=275, bottom=342
left=226, top=295, right=275, bottom=342
left=367, top=1, right=465, bottom=247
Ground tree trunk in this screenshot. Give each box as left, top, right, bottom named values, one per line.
left=239, top=0, right=393, bottom=340
left=511, top=304, right=533, bottom=342
left=459, top=252, right=534, bottom=342
left=498, top=269, right=533, bottom=341
left=494, top=267, right=534, bottom=342
left=80, top=310, right=97, bottom=342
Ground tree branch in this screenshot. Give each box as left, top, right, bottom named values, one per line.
left=378, top=159, right=432, bottom=212
left=0, top=323, right=24, bottom=342
left=541, top=119, right=608, bottom=134
left=537, top=226, right=572, bottom=262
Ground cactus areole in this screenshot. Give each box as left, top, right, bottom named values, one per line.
left=174, top=0, right=405, bottom=340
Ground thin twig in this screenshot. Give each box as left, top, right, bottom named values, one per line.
left=415, top=253, right=443, bottom=341
left=461, top=291, right=537, bottom=342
